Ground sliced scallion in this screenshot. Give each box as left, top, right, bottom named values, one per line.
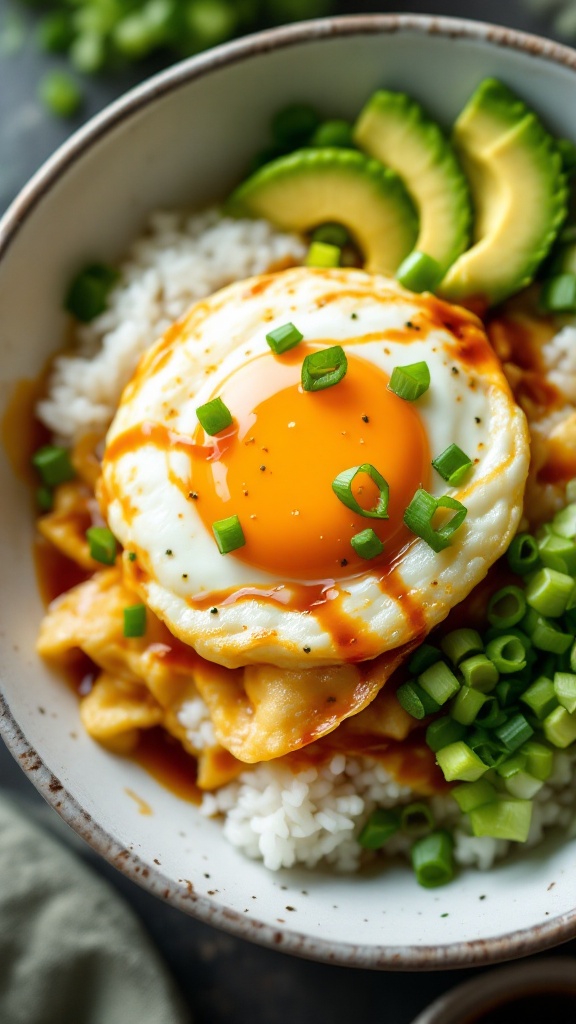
left=350, top=528, right=384, bottom=560
left=301, top=345, right=347, bottom=392
left=332, top=463, right=389, bottom=519
left=459, top=654, right=499, bottom=693
left=396, top=682, right=440, bottom=720
left=65, top=262, right=118, bottom=322
left=521, top=740, right=554, bottom=781
left=432, top=444, right=473, bottom=486
left=212, top=514, right=245, bottom=555
left=396, top=251, right=443, bottom=293
left=450, top=685, right=488, bottom=726
left=410, top=830, right=455, bottom=888
left=487, top=586, right=527, bottom=629
left=400, top=802, right=434, bottom=837
left=451, top=778, right=497, bottom=813
left=358, top=808, right=401, bottom=849
left=305, top=240, right=341, bottom=268
left=265, top=321, right=303, bottom=355
left=507, top=533, right=540, bottom=575
left=540, top=273, right=576, bottom=313
left=408, top=643, right=441, bottom=675
left=311, top=223, right=349, bottom=248
left=388, top=361, right=430, bottom=402
left=525, top=567, right=575, bottom=618
left=469, top=798, right=532, bottom=842
left=403, top=489, right=467, bottom=552
left=494, top=712, right=534, bottom=752
left=86, top=526, right=117, bottom=565
left=425, top=716, right=466, bottom=753
left=123, top=603, right=147, bottom=638
left=520, top=676, right=558, bottom=720
left=485, top=634, right=527, bottom=674
left=32, top=445, right=75, bottom=487
left=418, top=661, right=460, bottom=706
left=440, top=628, right=483, bottom=667
left=435, top=740, right=488, bottom=782
left=196, top=396, right=233, bottom=436
left=554, top=671, right=576, bottom=714
left=543, top=705, right=576, bottom=747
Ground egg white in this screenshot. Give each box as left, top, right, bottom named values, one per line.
left=101, top=267, right=530, bottom=669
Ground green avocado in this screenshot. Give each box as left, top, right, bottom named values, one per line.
left=226, top=148, right=418, bottom=276
left=353, top=90, right=472, bottom=277
left=440, top=78, right=568, bottom=306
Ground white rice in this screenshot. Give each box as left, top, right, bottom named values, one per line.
left=37, top=209, right=306, bottom=443
left=38, top=208, right=576, bottom=875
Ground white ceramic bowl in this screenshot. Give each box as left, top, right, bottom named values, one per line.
left=2, top=14, right=576, bottom=970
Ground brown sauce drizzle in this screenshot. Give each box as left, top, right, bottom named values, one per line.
left=133, top=727, right=201, bottom=804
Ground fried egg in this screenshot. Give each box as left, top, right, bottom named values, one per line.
left=100, top=267, right=530, bottom=670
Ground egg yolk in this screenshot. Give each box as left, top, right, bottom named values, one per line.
left=190, top=344, right=430, bottom=579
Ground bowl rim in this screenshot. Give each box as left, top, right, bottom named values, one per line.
left=2, top=11, right=576, bottom=970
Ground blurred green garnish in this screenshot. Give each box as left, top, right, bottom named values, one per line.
left=18, top=0, right=334, bottom=117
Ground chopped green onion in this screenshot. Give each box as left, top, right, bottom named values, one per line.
left=467, top=735, right=505, bottom=769
left=350, top=528, right=384, bottom=560
left=496, top=752, right=527, bottom=778
left=86, top=526, right=117, bottom=565
left=396, top=682, right=440, bottom=720
left=36, top=486, right=53, bottom=513
left=39, top=69, right=82, bottom=118
left=396, top=251, right=443, bottom=293
left=32, top=445, right=75, bottom=487
left=123, top=603, right=147, bottom=638
left=543, top=705, right=576, bottom=747
left=505, top=770, right=544, bottom=799
left=522, top=607, right=573, bottom=654
left=432, top=444, right=473, bottom=486
left=311, top=223, right=349, bottom=248
left=388, top=361, right=430, bottom=402
left=358, top=808, right=401, bottom=849
left=212, top=514, right=245, bottom=555
left=311, top=119, right=354, bottom=148
left=553, top=503, right=576, bottom=539
left=554, top=671, right=576, bottom=714
left=436, top=741, right=488, bottom=782
left=418, top=661, right=460, bottom=706
left=408, top=644, right=441, bottom=675
left=425, top=716, right=466, bottom=753
left=411, top=830, right=455, bottom=888
left=469, top=798, right=532, bottom=842
left=487, top=586, right=527, bottom=629
left=265, top=321, right=303, bottom=355
left=520, top=676, right=558, bottom=720
left=65, top=262, right=119, bottom=322
left=540, top=273, right=576, bottom=313
left=196, top=396, right=233, bottom=436
left=452, top=779, right=497, bottom=813
left=525, top=567, right=575, bottom=618
left=507, top=533, right=540, bottom=575
left=485, top=634, right=527, bottom=674
left=301, top=345, right=347, bottom=392
left=400, top=802, right=434, bottom=837
left=404, top=489, right=466, bottom=552
left=538, top=532, right=576, bottom=575
left=440, top=628, right=483, bottom=667
left=271, top=103, right=320, bottom=148
left=521, top=740, right=554, bottom=781
left=450, top=685, right=488, bottom=726
left=474, top=697, right=504, bottom=729
left=332, top=463, right=389, bottom=519
left=495, top=712, right=534, bottom=752
left=305, top=241, right=341, bottom=268
left=459, top=654, right=499, bottom=693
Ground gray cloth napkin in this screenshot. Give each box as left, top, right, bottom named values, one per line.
left=0, top=794, right=189, bottom=1024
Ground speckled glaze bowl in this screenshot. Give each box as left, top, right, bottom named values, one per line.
left=2, top=14, right=576, bottom=970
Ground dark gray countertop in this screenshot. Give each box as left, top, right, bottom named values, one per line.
left=2, top=1, right=576, bottom=1021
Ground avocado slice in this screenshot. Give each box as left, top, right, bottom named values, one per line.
left=226, top=148, right=417, bottom=276
left=440, top=78, right=568, bottom=306
left=353, top=90, right=472, bottom=277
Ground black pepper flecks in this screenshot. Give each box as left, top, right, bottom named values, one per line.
left=165, top=549, right=173, bottom=556
left=188, top=491, right=199, bottom=500
left=210, top=607, right=218, bottom=615
left=361, top=414, right=369, bottom=423
left=127, top=552, right=137, bottom=562
left=451, top=366, right=459, bottom=375
left=303, top=645, right=311, bottom=653
left=259, top=465, right=266, bottom=472
left=351, top=312, right=358, bottom=320
left=340, top=558, right=348, bottom=567
left=475, top=417, right=482, bottom=424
